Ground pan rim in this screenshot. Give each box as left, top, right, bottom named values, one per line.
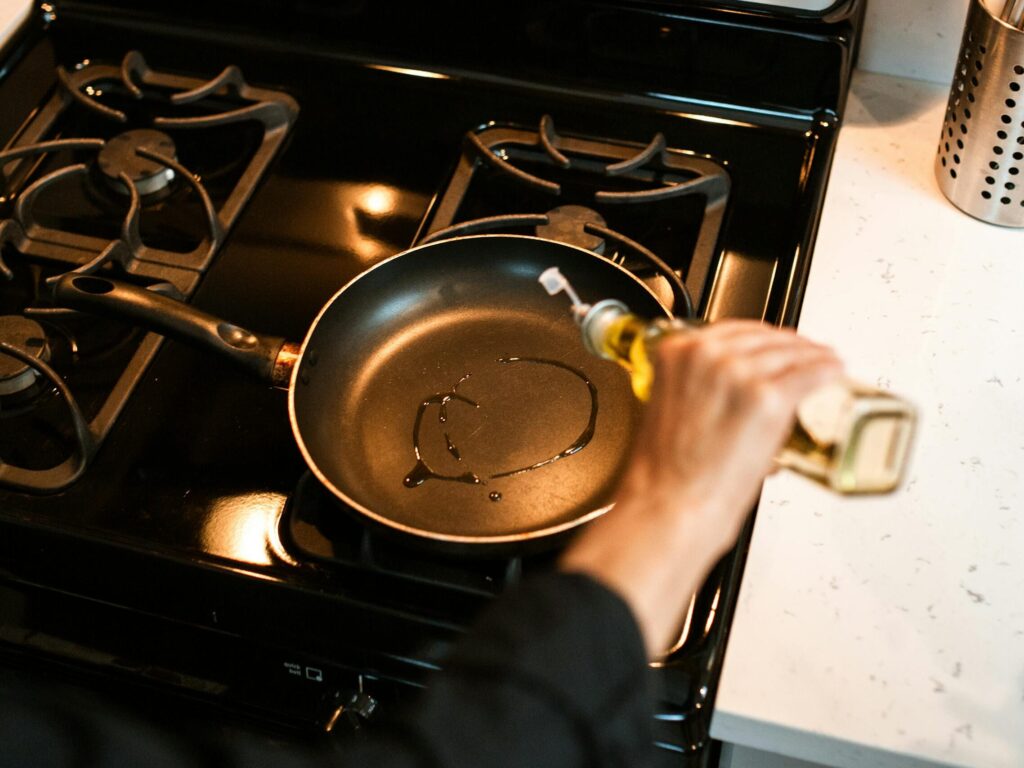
left=287, top=233, right=671, bottom=546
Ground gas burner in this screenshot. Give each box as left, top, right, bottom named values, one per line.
left=0, top=50, right=297, bottom=277
left=535, top=205, right=607, bottom=253
left=421, top=115, right=729, bottom=315
left=0, top=138, right=220, bottom=288
left=97, top=129, right=177, bottom=197
left=0, top=315, right=49, bottom=398
left=463, top=115, right=727, bottom=202
left=0, top=50, right=298, bottom=493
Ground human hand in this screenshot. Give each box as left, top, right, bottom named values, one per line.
left=620, top=320, right=843, bottom=551
left=561, top=321, right=843, bottom=656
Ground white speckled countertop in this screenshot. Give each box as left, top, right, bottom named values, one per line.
left=711, top=70, right=1024, bottom=768
left=0, top=0, right=30, bottom=50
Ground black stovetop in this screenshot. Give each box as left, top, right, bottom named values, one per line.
left=0, top=2, right=863, bottom=763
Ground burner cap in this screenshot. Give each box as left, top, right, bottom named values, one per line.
left=0, top=316, right=50, bottom=397
left=97, top=129, right=177, bottom=196
left=536, top=205, right=607, bottom=253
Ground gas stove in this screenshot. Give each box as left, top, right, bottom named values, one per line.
left=0, top=2, right=863, bottom=764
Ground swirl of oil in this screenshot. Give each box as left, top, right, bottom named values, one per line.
left=488, top=357, right=597, bottom=479
left=403, top=360, right=598, bottom=490
left=403, top=375, right=482, bottom=488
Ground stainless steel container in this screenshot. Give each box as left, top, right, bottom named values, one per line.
left=936, top=0, right=1024, bottom=226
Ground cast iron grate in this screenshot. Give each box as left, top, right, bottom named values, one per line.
left=0, top=51, right=298, bottom=493
left=417, top=115, right=730, bottom=316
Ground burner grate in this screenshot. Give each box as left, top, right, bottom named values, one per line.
left=0, top=51, right=297, bottom=281
left=420, top=115, right=730, bottom=315
left=0, top=51, right=299, bottom=493
left=0, top=336, right=95, bottom=490
left=421, top=211, right=694, bottom=316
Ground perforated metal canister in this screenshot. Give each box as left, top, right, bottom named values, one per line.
left=936, top=0, right=1024, bottom=226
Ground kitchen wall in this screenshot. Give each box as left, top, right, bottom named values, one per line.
left=858, top=0, right=972, bottom=84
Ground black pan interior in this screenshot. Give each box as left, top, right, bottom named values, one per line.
left=291, top=236, right=669, bottom=543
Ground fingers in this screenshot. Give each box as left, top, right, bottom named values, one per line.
left=654, top=322, right=838, bottom=391
left=569, top=321, right=850, bottom=662
left=687, top=319, right=795, bottom=343
left=738, top=351, right=844, bottom=448
left=657, top=321, right=807, bottom=363
left=769, top=352, right=845, bottom=402
left=649, top=324, right=843, bottom=453
left=735, top=342, right=842, bottom=388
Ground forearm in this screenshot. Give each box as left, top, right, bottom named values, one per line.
left=561, top=322, right=842, bottom=658
left=560, top=486, right=736, bottom=659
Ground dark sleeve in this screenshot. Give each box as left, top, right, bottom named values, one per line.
left=0, top=572, right=655, bottom=768
left=345, top=570, right=656, bottom=768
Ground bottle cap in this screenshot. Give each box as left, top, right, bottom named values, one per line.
left=538, top=267, right=591, bottom=323
left=581, top=299, right=630, bottom=358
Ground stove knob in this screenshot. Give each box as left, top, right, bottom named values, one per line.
left=346, top=691, right=378, bottom=720
left=323, top=690, right=378, bottom=733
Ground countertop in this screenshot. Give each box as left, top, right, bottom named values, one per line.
left=859, top=0, right=969, bottom=85
left=711, top=70, right=1024, bottom=767
left=0, top=0, right=29, bottom=52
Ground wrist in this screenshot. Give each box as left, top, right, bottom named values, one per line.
left=560, top=493, right=739, bottom=657
left=612, top=471, right=742, bottom=548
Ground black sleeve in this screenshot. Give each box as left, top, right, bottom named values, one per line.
left=379, top=570, right=657, bottom=768
left=0, top=572, right=656, bottom=768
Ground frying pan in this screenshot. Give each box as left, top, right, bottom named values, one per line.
left=54, top=235, right=672, bottom=553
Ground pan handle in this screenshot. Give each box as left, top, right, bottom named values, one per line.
left=52, top=274, right=290, bottom=385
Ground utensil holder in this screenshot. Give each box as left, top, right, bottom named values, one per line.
left=936, top=0, right=1024, bottom=226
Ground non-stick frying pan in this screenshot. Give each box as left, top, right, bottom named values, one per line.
left=54, top=235, right=672, bottom=552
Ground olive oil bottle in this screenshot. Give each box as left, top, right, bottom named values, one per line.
left=540, top=269, right=917, bottom=495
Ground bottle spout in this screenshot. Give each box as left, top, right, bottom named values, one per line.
left=538, top=267, right=591, bottom=324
